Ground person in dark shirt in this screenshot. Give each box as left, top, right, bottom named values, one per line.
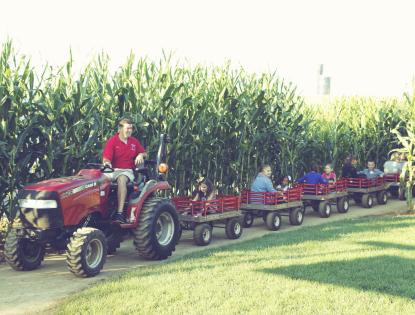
left=297, top=162, right=328, bottom=185
left=342, top=155, right=359, bottom=178
left=192, top=178, right=216, bottom=201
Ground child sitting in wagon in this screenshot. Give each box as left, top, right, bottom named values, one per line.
left=358, top=160, right=384, bottom=179
left=193, top=177, right=216, bottom=201
left=297, top=162, right=328, bottom=185
left=322, top=163, right=337, bottom=183
left=276, top=175, right=292, bottom=192
left=192, top=177, right=217, bottom=215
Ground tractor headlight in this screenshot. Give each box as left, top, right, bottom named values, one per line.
left=18, top=199, right=58, bottom=209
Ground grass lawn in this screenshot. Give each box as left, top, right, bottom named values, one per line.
left=56, top=215, right=415, bottom=315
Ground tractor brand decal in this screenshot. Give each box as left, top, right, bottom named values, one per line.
left=61, top=182, right=97, bottom=199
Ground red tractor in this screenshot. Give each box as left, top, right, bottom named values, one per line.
left=4, top=134, right=180, bottom=277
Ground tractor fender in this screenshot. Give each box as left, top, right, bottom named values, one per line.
left=126, top=180, right=171, bottom=227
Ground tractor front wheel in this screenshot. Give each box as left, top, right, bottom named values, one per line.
left=133, top=197, right=179, bottom=260
left=66, top=227, right=107, bottom=278
left=5, top=229, right=45, bottom=271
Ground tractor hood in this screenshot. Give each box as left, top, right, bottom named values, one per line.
left=24, top=169, right=104, bottom=194
left=18, top=169, right=106, bottom=230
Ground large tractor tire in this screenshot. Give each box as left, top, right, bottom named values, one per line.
left=133, top=197, right=179, bottom=260
left=337, top=197, right=350, bottom=213
left=193, top=223, right=213, bottom=246
left=66, top=227, right=107, bottom=278
left=318, top=201, right=331, bottom=218
left=5, top=229, right=45, bottom=271
left=289, top=207, right=304, bottom=226
left=225, top=218, right=243, bottom=239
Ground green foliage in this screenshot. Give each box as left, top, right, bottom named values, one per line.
left=0, top=41, right=410, bottom=218
left=391, top=85, right=415, bottom=212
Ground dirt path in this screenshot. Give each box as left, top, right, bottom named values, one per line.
left=0, top=200, right=408, bottom=315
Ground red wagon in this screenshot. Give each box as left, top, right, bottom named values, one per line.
left=240, top=187, right=304, bottom=231
left=299, top=179, right=349, bottom=218
left=172, top=195, right=243, bottom=246
left=344, top=177, right=388, bottom=208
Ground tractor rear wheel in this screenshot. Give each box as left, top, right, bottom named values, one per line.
left=289, top=207, right=304, bottom=226
left=133, top=197, right=179, bottom=260
left=193, top=223, right=212, bottom=246
left=318, top=201, right=331, bottom=218
left=5, top=229, right=45, bottom=271
left=66, top=227, right=107, bottom=278
left=225, top=218, right=243, bottom=239
left=337, top=197, right=350, bottom=213
left=243, top=213, right=254, bottom=228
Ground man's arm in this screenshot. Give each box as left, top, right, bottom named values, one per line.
left=265, top=178, right=277, bottom=193
left=102, top=138, right=114, bottom=167
left=134, top=141, right=147, bottom=165
left=297, top=175, right=306, bottom=183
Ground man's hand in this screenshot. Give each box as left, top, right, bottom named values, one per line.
left=135, top=153, right=145, bottom=166
left=103, top=160, right=112, bottom=168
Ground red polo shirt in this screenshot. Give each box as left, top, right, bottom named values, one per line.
left=102, top=134, right=146, bottom=169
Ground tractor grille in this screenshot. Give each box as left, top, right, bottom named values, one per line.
left=17, top=190, right=64, bottom=230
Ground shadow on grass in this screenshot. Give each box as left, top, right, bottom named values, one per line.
left=122, top=216, right=415, bottom=280
left=260, top=255, right=415, bottom=300
left=359, top=241, right=415, bottom=251
left=221, top=216, right=415, bottom=253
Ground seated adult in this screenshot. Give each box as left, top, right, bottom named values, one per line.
left=102, top=117, right=147, bottom=223
left=250, top=165, right=277, bottom=204
left=251, top=165, right=277, bottom=193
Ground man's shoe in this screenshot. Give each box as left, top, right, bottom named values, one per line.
left=113, top=213, right=127, bottom=224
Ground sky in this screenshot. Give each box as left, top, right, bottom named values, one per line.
left=0, top=0, right=414, bottom=96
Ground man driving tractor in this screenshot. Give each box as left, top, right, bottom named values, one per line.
left=102, top=117, right=147, bottom=223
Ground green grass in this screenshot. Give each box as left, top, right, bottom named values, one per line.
left=56, top=216, right=415, bottom=315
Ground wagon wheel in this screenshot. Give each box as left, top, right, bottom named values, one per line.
left=376, top=191, right=388, bottom=205
left=243, top=213, right=254, bottom=228
left=361, top=194, right=374, bottom=208
left=265, top=212, right=282, bottom=231
left=289, top=207, right=304, bottom=226
left=193, top=223, right=212, bottom=246
left=337, top=197, right=350, bottom=214
left=318, top=201, right=331, bottom=218
left=225, top=218, right=243, bottom=239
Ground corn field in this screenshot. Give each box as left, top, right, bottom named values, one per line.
left=0, top=41, right=413, bottom=218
